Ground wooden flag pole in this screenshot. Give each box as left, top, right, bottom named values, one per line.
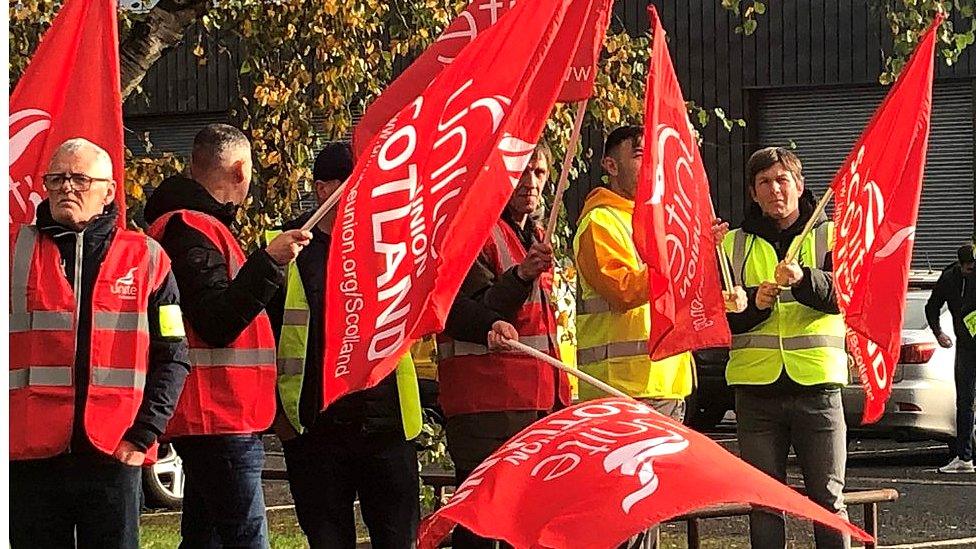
left=709, top=203, right=735, bottom=291
left=300, top=180, right=348, bottom=233
left=783, top=187, right=834, bottom=264
left=506, top=339, right=633, bottom=400
left=545, top=100, right=589, bottom=241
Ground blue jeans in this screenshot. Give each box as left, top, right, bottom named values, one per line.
left=172, top=435, right=268, bottom=549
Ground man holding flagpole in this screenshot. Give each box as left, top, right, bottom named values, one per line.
left=723, top=147, right=850, bottom=549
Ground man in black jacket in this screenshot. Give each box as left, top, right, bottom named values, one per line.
left=144, top=124, right=310, bottom=548
left=927, top=244, right=976, bottom=473
left=10, top=138, right=190, bottom=548
left=266, top=143, right=419, bottom=548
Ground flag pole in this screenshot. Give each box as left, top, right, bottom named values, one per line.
left=709, top=202, right=735, bottom=291
left=505, top=339, right=633, bottom=400
left=783, top=187, right=834, bottom=264
left=300, top=180, right=348, bottom=233
left=545, top=100, right=589, bottom=241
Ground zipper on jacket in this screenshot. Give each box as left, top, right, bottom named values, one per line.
left=67, top=229, right=85, bottom=454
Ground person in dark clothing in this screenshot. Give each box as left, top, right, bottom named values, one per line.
left=143, top=124, right=311, bottom=548
left=10, top=138, right=190, bottom=549
left=927, top=244, right=976, bottom=473
left=723, top=147, right=850, bottom=549
left=439, top=143, right=571, bottom=549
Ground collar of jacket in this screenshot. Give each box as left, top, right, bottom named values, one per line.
left=143, top=174, right=238, bottom=227
left=35, top=199, right=119, bottom=242
left=740, top=188, right=825, bottom=243
left=578, top=186, right=634, bottom=222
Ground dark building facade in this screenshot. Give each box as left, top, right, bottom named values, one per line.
left=125, top=0, right=975, bottom=266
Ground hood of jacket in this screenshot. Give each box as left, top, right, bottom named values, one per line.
left=144, top=175, right=237, bottom=227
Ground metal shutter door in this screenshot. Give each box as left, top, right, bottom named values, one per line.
left=754, top=81, right=974, bottom=269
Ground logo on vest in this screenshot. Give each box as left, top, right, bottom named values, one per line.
left=112, top=267, right=139, bottom=300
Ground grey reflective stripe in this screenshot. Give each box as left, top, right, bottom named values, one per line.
left=92, top=367, right=146, bottom=389
left=10, top=366, right=73, bottom=389
left=578, top=297, right=611, bottom=315
left=189, top=348, right=276, bottom=367
left=228, top=254, right=242, bottom=278
left=814, top=223, right=830, bottom=268
left=277, top=357, right=305, bottom=376
left=440, top=334, right=552, bottom=358
left=94, top=311, right=149, bottom=332
left=731, top=334, right=846, bottom=350
left=146, top=237, right=163, bottom=289
left=282, top=309, right=310, bottom=326
left=491, top=225, right=516, bottom=269
left=11, top=225, right=37, bottom=315
left=779, top=289, right=796, bottom=303
left=577, top=339, right=647, bottom=364
left=9, top=311, right=74, bottom=332
left=731, top=230, right=748, bottom=286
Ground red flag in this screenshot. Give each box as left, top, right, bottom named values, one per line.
left=351, top=0, right=608, bottom=157
left=323, top=0, right=613, bottom=408
left=418, top=398, right=872, bottom=549
left=9, top=0, right=126, bottom=227
left=833, top=16, right=941, bottom=424
left=633, top=6, right=731, bottom=360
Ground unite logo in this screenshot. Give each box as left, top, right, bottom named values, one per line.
left=9, top=108, right=52, bottom=223
left=112, top=267, right=139, bottom=300
left=603, top=429, right=689, bottom=513
left=434, top=0, right=517, bottom=65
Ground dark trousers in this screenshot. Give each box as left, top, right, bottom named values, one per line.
left=281, top=426, right=419, bottom=549
left=171, top=435, right=268, bottom=549
left=735, top=388, right=850, bottom=549
left=10, top=453, right=141, bottom=549
left=954, top=346, right=976, bottom=461
left=446, top=411, right=546, bottom=549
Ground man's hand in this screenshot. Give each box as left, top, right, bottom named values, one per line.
left=936, top=333, right=953, bottom=349
left=755, top=281, right=781, bottom=311
left=723, top=286, right=748, bottom=313
left=774, top=261, right=804, bottom=287
left=516, top=242, right=554, bottom=281
left=266, top=229, right=313, bottom=266
left=113, top=440, right=147, bottom=466
left=711, top=217, right=730, bottom=243
left=488, top=320, right=518, bottom=351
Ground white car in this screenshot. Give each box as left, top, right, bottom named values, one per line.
left=842, top=289, right=958, bottom=443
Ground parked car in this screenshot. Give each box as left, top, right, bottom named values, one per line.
left=686, top=274, right=960, bottom=443
left=841, top=288, right=957, bottom=443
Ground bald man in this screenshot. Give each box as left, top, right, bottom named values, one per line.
left=9, top=138, right=191, bottom=548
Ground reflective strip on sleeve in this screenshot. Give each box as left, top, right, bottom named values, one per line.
left=158, top=304, right=186, bottom=339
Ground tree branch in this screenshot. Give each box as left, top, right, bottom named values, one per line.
left=119, top=0, right=209, bottom=101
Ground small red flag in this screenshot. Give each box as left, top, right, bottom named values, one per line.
left=633, top=6, right=731, bottom=360
left=418, top=398, right=872, bottom=549
left=9, top=0, right=126, bottom=227
left=322, top=0, right=612, bottom=408
left=833, top=16, right=941, bottom=424
left=351, top=0, right=608, bottom=157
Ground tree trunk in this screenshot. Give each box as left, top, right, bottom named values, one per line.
left=119, top=0, right=209, bottom=101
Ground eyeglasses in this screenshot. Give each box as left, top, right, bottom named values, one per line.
left=42, top=172, right=113, bottom=192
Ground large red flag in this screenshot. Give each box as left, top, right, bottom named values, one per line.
left=833, top=16, right=941, bottom=424
left=418, top=398, right=872, bottom=549
left=351, top=0, right=608, bottom=157
left=633, top=6, right=731, bottom=360
left=322, top=0, right=613, bottom=408
left=9, top=0, right=126, bottom=227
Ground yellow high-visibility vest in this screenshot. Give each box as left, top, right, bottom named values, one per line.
left=572, top=205, right=694, bottom=401
left=721, top=222, right=848, bottom=386
left=265, top=230, right=422, bottom=439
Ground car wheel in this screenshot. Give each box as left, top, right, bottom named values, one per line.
left=142, top=443, right=184, bottom=510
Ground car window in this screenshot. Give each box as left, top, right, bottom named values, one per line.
left=903, top=294, right=943, bottom=330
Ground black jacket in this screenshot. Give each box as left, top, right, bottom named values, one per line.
left=144, top=176, right=285, bottom=348
left=35, top=201, right=191, bottom=453
left=725, top=190, right=840, bottom=392
left=444, top=212, right=539, bottom=346
left=267, top=211, right=401, bottom=434
left=926, top=262, right=976, bottom=350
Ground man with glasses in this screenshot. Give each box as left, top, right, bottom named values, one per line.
left=9, top=138, right=190, bottom=548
